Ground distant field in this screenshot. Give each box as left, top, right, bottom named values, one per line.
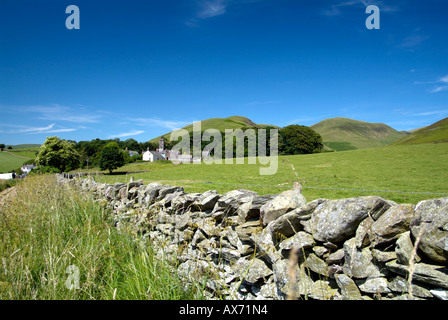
left=0, top=152, right=30, bottom=173
left=70, top=143, right=448, bottom=204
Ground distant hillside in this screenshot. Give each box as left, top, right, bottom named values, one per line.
left=311, top=117, right=408, bottom=151
left=7, top=144, right=41, bottom=150
left=150, top=116, right=279, bottom=143
left=393, top=117, right=448, bottom=145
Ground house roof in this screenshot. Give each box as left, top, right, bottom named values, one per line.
left=147, top=151, right=164, bottom=157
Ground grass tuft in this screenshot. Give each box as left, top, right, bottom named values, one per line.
left=0, top=175, right=199, bottom=300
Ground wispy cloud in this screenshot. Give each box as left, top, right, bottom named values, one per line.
left=108, top=130, right=145, bottom=139
left=1, top=104, right=103, bottom=123
left=413, top=110, right=448, bottom=117
left=244, top=100, right=282, bottom=106
left=186, top=0, right=261, bottom=27
left=131, top=118, right=193, bottom=131
left=415, top=74, right=448, bottom=93
left=197, top=0, right=228, bottom=19
left=0, top=123, right=77, bottom=135
left=323, top=0, right=399, bottom=17
left=26, top=104, right=103, bottom=123
left=397, top=34, right=428, bottom=49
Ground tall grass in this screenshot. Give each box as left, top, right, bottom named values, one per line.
left=0, top=175, right=199, bottom=300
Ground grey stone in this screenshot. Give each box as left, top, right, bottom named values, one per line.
left=212, top=189, right=257, bottom=216
left=395, top=231, right=421, bottom=265
left=388, top=276, right=433, bottom=299
left=237, top=195, right=276, bottom=224
left=356, top=277, right=391, bottom=294
left=343, top=238, right=384, bottom=279
left=309, top=196, right=391, bottom=243
left=410, top=197, right=448, bottom=264
left=335, top=274, right=362, bottom=299
left=386, top=261, right=448, bottom=289
left=328, top=249, right=345, bottom=264
left=430, top=289, right=448, bottom=300
left=371, top=204, right=415, bottom=247
left=304, top=253, right=329, bottom=278
left=308, top=280, right=339, bottom=300
left=234, top=257, right=273, bottom=285
left=260, top=188, right=307, bottom=227
left=268, top=204, right=311, bottom=238
left=193, top=190, right=220, bottom=211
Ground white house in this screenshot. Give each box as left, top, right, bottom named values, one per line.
left=21, top=164, right=36, bottom=174
left=0, top=173, right=13, bottom=180
left=142, top=150, right=165, bottom=162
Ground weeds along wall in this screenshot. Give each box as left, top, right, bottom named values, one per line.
left=56, top=173, right=448, bottom=300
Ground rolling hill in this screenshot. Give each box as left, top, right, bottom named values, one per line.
left=393, top=117, right=448, bottom=145
left=310, top=117, right=408, bottom=151
left=150, top=116, right=279, bottom=143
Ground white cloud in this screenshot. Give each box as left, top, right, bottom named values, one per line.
left=27, top=104, right=102, bottom=123
left=108, top=130, right=145, bottom=139
left=197, top=0, right=228, bottom=19
left=430, top=86, right=448, bottom=93
left=0, top=123, right=77, bottom=135
left=397, top=34, right=428, bottom=49
left=413, top=110, right=448, bottom=117
left=415, top=74, right=448, bottom=94
left=131, top=118, right=192, bottom=131
left=323, top=0, right=399, bottom=17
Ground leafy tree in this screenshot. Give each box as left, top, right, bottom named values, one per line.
left=279, top=125, right=323, bottom=155
left=36, top=137, right=81, bottom=172
left=98, top=142, right=125, bottom=174
left=0, top=144, right=5, bottom=151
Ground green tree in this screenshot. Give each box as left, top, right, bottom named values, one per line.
left=279, top=125, right=323, bottom=155
left=98, top=142, right=125, bottom=174
left=36, top=137, right=81, bottom=172
left=0, top=144, right=5, bottom=151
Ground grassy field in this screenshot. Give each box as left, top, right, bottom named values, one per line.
left=71, top=143, right=448, bottom=204
left=0, top=151, right=32, bottom=173
left=0, top=175, right=201, bottom=300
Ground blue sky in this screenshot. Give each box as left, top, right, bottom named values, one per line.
left=1, top=0, right=447, bottom=145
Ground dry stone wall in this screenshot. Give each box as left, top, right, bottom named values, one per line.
left=56, top=173, right=448, bottom=300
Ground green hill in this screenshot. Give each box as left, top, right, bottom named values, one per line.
left=7, top=144, right=41, bottom=150
left=310, top=117, right=408, bottom=151
left=150, top=116, right=279, bottom=143
left=393, top=117, right=448, bottom=145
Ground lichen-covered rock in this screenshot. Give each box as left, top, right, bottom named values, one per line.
left=410, top=197, right=448, bottom=264
left=395, top=231, right=421, bottom=265
left=371, top=204, right=415, bottom=247
left=260, top=189, right=306, bottom=227
left=335, top=274, right=363, bottom=299
left=278, top=231, right=315, bottom=258
left=386, top=261, right=448, bottom=289
left=309, top=196, right=391, bottom=243
left=343, top=238, right=384, bottom=279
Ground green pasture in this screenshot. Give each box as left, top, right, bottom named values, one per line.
left=0, top=151, right=31, bottom=173
left=71, top=143, right=448, bottom=204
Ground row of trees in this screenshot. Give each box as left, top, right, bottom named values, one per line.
left=34, top=137, right=129, bottom=173
left=166, top=125, right=323, bottom=157
left=32, top=125, right=323, bottom=174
